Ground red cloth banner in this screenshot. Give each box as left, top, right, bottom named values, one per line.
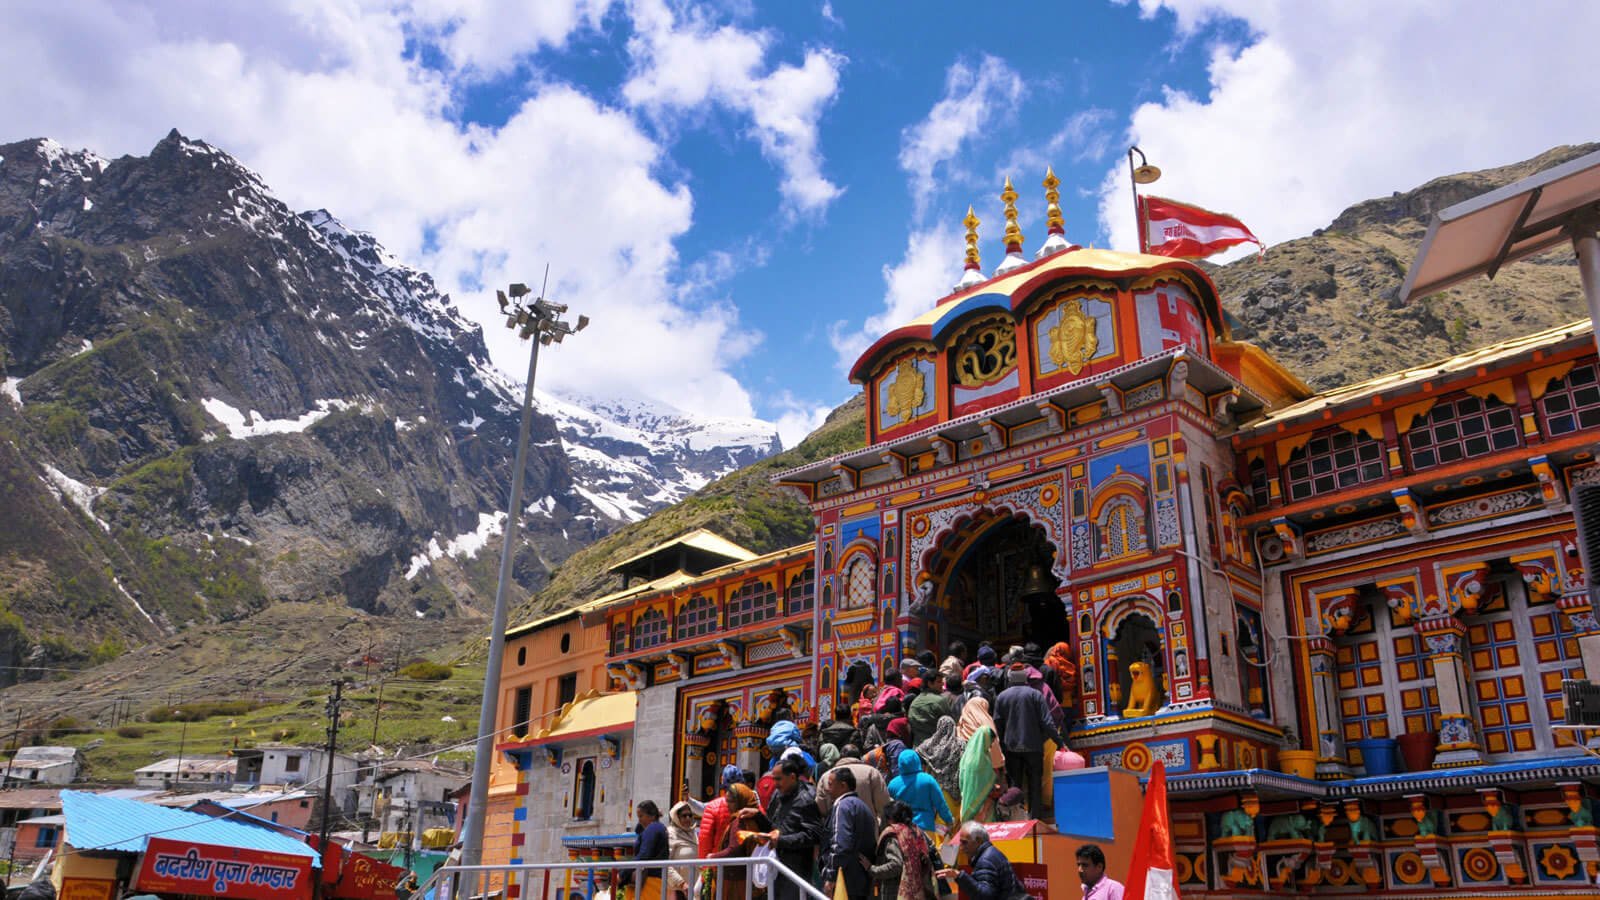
left=136, top=837, right=314, bottom=900
left=1123, top=761, right=1178, bottom=900
left=1140, top=195, right=1262, bottom=259
left=337, top=853, right=410, bottom=900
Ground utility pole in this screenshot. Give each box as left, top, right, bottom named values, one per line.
left=175, top=718, right=188, bottom=787
left=319, top=681, right=345, bottom=852
left=2, top=710, right=20, bottom=788
left=370, top=679, right=385, bottom=747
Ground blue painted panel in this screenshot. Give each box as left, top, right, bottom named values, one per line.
left=1089, top=445, right=1149, bottom=487
left=1052, top=768, right=1116, bottom=840
left=513, top=806, right=528, bottom=822
left=840, top=516, right=881, bottom=547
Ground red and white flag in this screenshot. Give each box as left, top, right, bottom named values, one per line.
left=1141, top=195, right=1262, bottom=259
left=1123, top=761, right=1179, bottom=900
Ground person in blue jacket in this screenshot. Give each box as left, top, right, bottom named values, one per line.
left=887, top=748, right=953, bottom=834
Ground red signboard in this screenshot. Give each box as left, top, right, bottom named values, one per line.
left=1011, top=863, right=1048, bottom=900
left=58, top=880, right=115, bottom=900
left=337, top=852, right=410, bottom=900
left=137, top=837, right=314, bottom=900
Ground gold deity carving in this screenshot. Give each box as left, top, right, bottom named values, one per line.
left=954, top=323, right=1016, bottom=387
left=1047, top=297, right=1099, bottom=375
left=883, top=356, right=928, bottom=424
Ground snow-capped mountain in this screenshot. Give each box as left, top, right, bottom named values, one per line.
left=540, top=390, right=782, bottom=522
left=0, top=130, right=782, bottom=674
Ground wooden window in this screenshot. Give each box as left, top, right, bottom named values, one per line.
left=785, top=566, right=816, bottom=616
left=632, top=608, right=667, bottom=650
left=609, top=621, right=628, bottom=655
left=573, top=759, right=597, bottom=820
left=675, top=595, right=718, bottom=639
left=1539, top=362, right=1600, bottom=436
left=1095, top=495, right=1147, bottom=561
left=1247, top=458, right=1270, bottom=509
left=512, top=686, right=533, bottom=733
left=1405, top=394, right=1519, bottom=469
left=842, top=557, right=876, bottom=610
left=557, top=673, right=578, bottom=708
left=727, top=579, right=778, bottom=628
left=1283, top=429, right=1385, bottom=502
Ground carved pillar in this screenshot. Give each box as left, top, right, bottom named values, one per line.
left=734, top=724, right=768, bottom=775
left=1419, top=616, right=1482, bottom=766
left=1480, top=788, right=1527, bottom=883
left=1307, top=636, right=1348, bottom=776
left=682, top=734, right=709, bottom=802
left=1407, top=794, right=1451, bottom=886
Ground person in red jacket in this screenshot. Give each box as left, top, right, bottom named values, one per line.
left=696, top=765, right=745, bottom=859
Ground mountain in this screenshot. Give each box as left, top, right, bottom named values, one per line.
left=0, top=130, right=777, bottom=681
left=1213, top=143, right=1595, bottom=389
left=514, top=143, right=1598, bottom=622
left=539, top=389, right=781, bottom=523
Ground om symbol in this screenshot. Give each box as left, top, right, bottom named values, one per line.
left=955, top=324, right=1016, bottom=386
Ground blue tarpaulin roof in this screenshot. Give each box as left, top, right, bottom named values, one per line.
left=60, top=791, right=321, bottom=863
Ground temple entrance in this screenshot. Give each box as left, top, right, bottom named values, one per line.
left=932, top=515, right=1067, bottom=655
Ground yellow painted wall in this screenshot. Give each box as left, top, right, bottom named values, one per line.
left=51, top=848, right=121, bottom=889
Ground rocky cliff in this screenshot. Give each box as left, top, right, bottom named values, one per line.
left=0, top=131, right=777, bottom=679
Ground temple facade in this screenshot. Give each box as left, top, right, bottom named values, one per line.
left=494, top=177, right=1600, bottom=896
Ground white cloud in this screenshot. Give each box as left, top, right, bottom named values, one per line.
left=1098, top=1, right=1600, bottom=253
left=403, top=0, right=613, bottom=77
left=770, top=391, right=836, bottom=449
left=830, top=225, right=964, bottom=373
left=0, top=0, right=807, bottom=421
left=622, top=0, right=845, bottom=214
left=898, top=56, right=1024, bottom=218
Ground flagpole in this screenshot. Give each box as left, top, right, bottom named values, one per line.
left=1128, top=148, right=1144, bottom=253
left=1128, top=147, right=1160, bottom=254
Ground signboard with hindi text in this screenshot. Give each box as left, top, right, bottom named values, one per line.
left=136, top=837, right=314, bottom=900
left=58, top=879, right=115, bottom=900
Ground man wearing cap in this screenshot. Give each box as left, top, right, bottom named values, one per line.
left=993, top=663, right=1065, bottom=821
left=697, top=765, right=744, bottom=858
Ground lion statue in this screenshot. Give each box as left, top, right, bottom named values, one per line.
left=1123, top=661, right=1161, bottom=717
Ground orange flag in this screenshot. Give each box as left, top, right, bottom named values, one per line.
left=1123, top=761, right=1178, bottom=900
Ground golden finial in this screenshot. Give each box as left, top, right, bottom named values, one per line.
left=1043, top=166, right=1064, bottom=235
left=963, top=205, right=981, bottom=271
left=1001, top=176, right=1023, bottom=252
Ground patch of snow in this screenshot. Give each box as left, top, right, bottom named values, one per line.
left=82, top=197, right=93, bottom=211
left=458, top=414, right=484, bottom=431
left=440, top=715, right=455, bottom=722
left=572, top=483, right=646, bottom=523
left=403, top=512, right=507, bottom=580
left=78, top=339, right=93, bottom=354
left=112, top=577, right=155, bottom=623
left=525, top=495, right=557, bottom=517
left=2, top=377, right=20, bottom=408
left=41, top=464, right=109, bottom=531
left=416, top=610, right=426, bottom=619
left=202, top=397, right=356, bottom=439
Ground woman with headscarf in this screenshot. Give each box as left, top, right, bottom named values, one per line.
left=886, top=717, right=911, bottom=744
left=870, top=800, right=938, bottom=900
left=1041, top=642, right=1077, bottom=706
left=881, top=739, right=907, bottom=778
left=914, top=716, right=963, bottom=814
left=956, top=698, right=1004, bottom=822
left=666, top=802, right=700, bottom=900
left=706, top=784, right=769, bottom=900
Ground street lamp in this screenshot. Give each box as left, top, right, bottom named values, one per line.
left=460, top=273, right=588, bottom=867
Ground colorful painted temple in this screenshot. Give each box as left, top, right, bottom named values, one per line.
left=490, top=172, right=1600, bottom=896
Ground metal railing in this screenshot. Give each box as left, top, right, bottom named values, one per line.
left=413, top=856, right=830, bottom=900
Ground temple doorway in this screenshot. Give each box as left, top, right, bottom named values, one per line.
left=931, top=514, right=1067, bottom=655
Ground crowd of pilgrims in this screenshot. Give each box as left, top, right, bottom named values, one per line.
left=618, top=640, right=1089, bottom=900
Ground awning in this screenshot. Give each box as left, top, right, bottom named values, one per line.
left=499, top=691, right=636, bottom=749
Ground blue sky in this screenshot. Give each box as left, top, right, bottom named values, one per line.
left=2, top=1, right=1595, bottom=445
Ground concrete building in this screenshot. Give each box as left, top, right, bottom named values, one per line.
left=233, top=745, right=361, bottom=814
left=4, top=747, right=80, bottom=785
left=132, top=755, right=238, bottom=789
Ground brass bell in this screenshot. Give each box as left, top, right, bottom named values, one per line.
left=1020, top=562, right=1057, bottom=599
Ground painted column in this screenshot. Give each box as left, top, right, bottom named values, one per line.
left=1306, top=635, right=1348, bottom=776
left=682, top=734, right=708, bottom=802
left=1419, top=616, right=1482, bottom=766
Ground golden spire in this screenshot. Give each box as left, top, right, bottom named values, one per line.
left=963, top=205, right=981, bottom=271
left=1043, top=166, right=1064, bottom=235
left=1001, top=176, right=1023, bottom=252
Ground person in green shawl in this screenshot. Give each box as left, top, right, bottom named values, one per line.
left=956, top=697, right=1004, bottom=822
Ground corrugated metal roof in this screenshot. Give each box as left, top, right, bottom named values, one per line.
left=59, top=790, right=321, bottom=862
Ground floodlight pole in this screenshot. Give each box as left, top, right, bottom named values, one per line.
left=1569, top=211, right=1600, bottom=357
left=461, top=278, right=586, bottom=867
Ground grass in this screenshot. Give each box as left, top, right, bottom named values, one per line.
left=54, top=664, right=487, bottom=782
